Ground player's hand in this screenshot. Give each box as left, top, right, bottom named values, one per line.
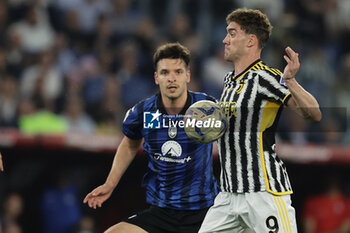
left=283, top=46, right=300, bottom=80
left=83, top=183, right=114, bottom=209
left=0, top=152, right=4, bottom=172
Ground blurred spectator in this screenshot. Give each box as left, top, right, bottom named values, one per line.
left=294, top=0, right=327, bottom=43
left=236, top=0, right=284, bottom=24
left=61, top=9, right=86, bottom=54
left=93, top=15, right=112, bottom=53
left=0, top=75, right=19, bottom=127
left=166, top=14, right=191, bottom=43
left=61, top=95, right=96, bottom=134
left=0, top=192, right=24, bottom=233
left=0, top=48, right=9, bottom=75
left=303, top=175, right=350, bottom=233
left=6, top=28, right=24, bottom=78
left=78, top=55, right=106, bottom=121
left=3, top=222, right=22, bottom=233
left=282, top=109, right=309, bottom=145
left=321, top=119, right=342, bottom=144
left=53, top=32, right=78, bottom=76
left=19, top=49, right=63, bottom=111
left=8, top=6, right=54, bottom=54
left=297, top=45, right=335, bottom=107
left=324, top=0, right=350, bottom=49
left=17, top=98, right=67, bottom=135
left=333, top=52, right=350, bottom=144
left=64, top=0, right=109, bottom=34
left=107, top=0, right=143, bottom=41
left=133, top=17, right=158, bottom=76
left=202, top=47, right=232, bottom=98
left=95, top=112, right=121, bottom=136
left=0, top=0, right=9, bottom=47
left=70, top=215, right=97, bottom=233
left=40, top=170, right=82, bottom=233
left=116, top=42, right=154, bottom=109
left=95, top=77, right=123, bottom=135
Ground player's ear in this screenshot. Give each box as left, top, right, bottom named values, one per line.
left=186, top=69, right=191, bottom=83
left=247, top=34, right=257, bottom=47
left=154, top=72, right=159, bottom=85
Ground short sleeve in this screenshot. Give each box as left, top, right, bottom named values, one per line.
left=257, top=71, right=291, bottom=105
left=122, top=105, right=143, bottom=140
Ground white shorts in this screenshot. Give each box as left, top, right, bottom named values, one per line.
left=199, top=192, right=298, bottom=233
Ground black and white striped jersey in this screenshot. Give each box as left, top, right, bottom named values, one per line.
left=218, top=59, right=293, bottom=195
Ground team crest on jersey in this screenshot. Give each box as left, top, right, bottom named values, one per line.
left=161, top=140, right=182, bottom=157
left=168, top=125, right=177, bottom=138
left=236, top=80, right=245, bottom=94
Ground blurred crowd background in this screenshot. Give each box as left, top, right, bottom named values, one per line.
left=1, top=0, right=350, bottom=232
left=0, top=0, right=349, bottom=143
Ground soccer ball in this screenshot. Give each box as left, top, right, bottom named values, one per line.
left=184, top=100, right=228, bottom=144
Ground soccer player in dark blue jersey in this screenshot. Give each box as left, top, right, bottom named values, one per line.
left=83, top=42, right=219, bottom=233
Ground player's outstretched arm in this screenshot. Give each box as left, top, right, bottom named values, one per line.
left=83, top=136, right=142, bottom=209
left=283, top=46, right=322, bottom=122
left=0, top=152, right=4, bottom=172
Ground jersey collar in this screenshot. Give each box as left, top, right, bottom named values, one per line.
left=157, top=91, right=192, bottom=115
left=232, top=59, right=261, bottom=81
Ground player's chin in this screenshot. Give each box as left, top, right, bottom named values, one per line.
left=166, top=90, right=180, bottom=98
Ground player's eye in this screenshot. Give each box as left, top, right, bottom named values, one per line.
left=176, top=70, right=183, bottom=75
left=160, top=70, right=168, bottom=75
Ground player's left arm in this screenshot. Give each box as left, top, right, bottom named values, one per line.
left=283, top=46, right=322, bottom=122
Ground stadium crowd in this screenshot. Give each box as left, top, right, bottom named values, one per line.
left=1, top=0, right=350, bottom=232
left=0, top=0, right=349, bottom=144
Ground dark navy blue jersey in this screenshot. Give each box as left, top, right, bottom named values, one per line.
left=122, top=91, right=219, bottom=210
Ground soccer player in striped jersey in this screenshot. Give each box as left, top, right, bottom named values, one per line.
left=199, top=8, right=322, bottom=233
left=83, top=42, right=219, bottom=233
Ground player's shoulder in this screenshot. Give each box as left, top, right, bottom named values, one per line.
left=124, top=94, right=157, bottom=120
left=189, top=90, right=217, bottom=103
left=251, top=61, right=283, bottom=81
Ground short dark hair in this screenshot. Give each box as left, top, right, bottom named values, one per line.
left=226, top=8, right=272, bottom=49
left=153, top=42, right=190, bottom=69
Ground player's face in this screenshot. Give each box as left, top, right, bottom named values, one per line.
left=155, top=58, right=190, bottom=100
left=223, top=22, right=250, bottom=62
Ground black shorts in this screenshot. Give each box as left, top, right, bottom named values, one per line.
left=123, top=205, right=209, bottom=233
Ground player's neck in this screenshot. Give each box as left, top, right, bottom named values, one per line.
left=161, top=92, right=188, bottom=115
left=233, top=51, right=261, bottom=76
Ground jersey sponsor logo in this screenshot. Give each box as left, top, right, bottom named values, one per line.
left=144, top=110, right=162, bottom=129
left=161, top=140, right=182, bottom=157
left=220, top=101, right=238, bottom=118
left=153, top=140, right=191, bottom=163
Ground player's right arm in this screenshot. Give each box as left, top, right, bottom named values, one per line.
left=83, top=136, right=142, bottom=209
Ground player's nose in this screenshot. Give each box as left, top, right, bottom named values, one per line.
left=168, top=73, right=176, bottom=82
left=223, top=35, right=228, bottom=44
